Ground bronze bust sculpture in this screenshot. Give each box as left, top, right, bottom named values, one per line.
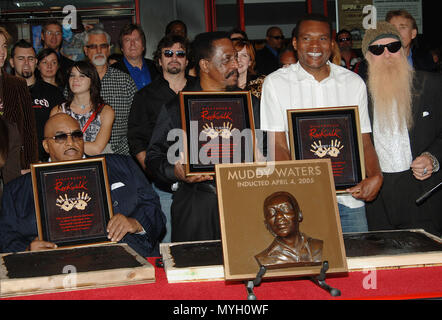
left=255, top=191, right=323, bottom=269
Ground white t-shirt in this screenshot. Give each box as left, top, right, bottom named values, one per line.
left=260, top=62, right=371, bottom=208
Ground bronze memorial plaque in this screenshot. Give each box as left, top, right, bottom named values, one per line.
left=287, top=106, right=365, bottom=192
left=215, top=160, right=348, bottom=281
left=31, top=157, right=114, bottom=248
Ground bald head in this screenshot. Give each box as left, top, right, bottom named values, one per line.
left=43, top=113, right=84, bottom=162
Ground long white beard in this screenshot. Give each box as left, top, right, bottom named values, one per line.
left=366, top=51, right=414, bottom=131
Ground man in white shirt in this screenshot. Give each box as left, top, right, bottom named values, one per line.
left=260, top=13, right=383, bottom=233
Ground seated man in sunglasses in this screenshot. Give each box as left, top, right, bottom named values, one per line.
left=260, top=13, right=383, bottom=233
left=362, top=21, right=442, bottom=237
left=0, top=113, right=166, bottom=256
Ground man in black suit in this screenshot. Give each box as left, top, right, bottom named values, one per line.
left=0, top=113, right=166, bottom=256
left=361, top=21, right=442, bottom=237
left=111, top=23, right=159, bottom=90
left=255, top=26, right=284, bottom=75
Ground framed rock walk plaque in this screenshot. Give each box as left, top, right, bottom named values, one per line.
left=180, top=91, right=255, bottom=176
left=215, top=160, right=348, bottom=281
left=31, top=157, right=114, bottom=248
left=287, top=106, right=365, bottom=192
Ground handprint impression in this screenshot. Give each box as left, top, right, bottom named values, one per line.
left=218, top=122, right=237, bottom=139
left=310, top=140, right=329, bottom=158
left=328, top=139, right=344, bottom=157
left=202, top=122, right=237, bottom=140
left=56, top=194, right=75, bottom=212
left=74, top=192, right=91, bottom=210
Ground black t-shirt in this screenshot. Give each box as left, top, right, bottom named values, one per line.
left=29, top=80, right=65, bottom=161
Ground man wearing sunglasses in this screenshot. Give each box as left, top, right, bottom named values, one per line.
left=128, top=34, right=196, bottom=243
left=0, top=113, right=166, bottom=256
left=362, top=21, right=442, bottom=237
left=83, top=27, right=137, bottom=156
left=336, top=29, right=362, bottom=72
left=261, top=13, right=383, bottom=233
left=255, top=26, right=285, bottom=75
left=146, top=31, right=260, bottom=242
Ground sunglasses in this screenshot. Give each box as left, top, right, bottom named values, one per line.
left=86, top=43, right=110, bottom=50
left=163, top=49, right=186, bottom=58
left=270, top=36, right=284, bottom=40
left=46, top=130, right=84, bottom=144
left=338, top=37, right=351, bottom=42
left=368, top=41, right=402, bottom=56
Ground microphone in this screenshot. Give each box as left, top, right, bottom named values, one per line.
left=416, top=181, right=442, bottom=205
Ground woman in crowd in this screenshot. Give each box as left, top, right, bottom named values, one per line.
left=233, top=40, right=266, bottom=99
left=50, top=60, right=114, bottom=156
left=36, top=48, right=65, bottom=89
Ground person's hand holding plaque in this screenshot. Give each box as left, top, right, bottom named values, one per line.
left=29, top=237, right=57, bottom=251
left=106, top=213, right=143, bottom=242
left=174, top=152, right=213, bottom=183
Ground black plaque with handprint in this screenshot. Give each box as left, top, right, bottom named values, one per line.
left=31, top=157, right=113, bottom=247
left=287, top=107, right=365, bottom=191
left=180, top=92, right=255, bottom=175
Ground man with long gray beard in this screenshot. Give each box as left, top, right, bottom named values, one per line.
left=362, top=21, right=442, bottom=236
left=83, top=27, right=137, bottom=156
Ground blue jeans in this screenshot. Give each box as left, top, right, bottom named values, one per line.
left=337, top=203, right=368, bottom=233
left=152, top=184, right=173, bottom=243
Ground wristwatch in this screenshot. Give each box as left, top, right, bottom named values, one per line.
left=421, top=152, right=440, bottom=173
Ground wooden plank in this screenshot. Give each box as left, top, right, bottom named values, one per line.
left=0, top=243, right=154, bottom=297
left=160, top=241, right=224, bottom=283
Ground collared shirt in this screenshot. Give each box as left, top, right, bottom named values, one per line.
left=101, top=66, right=137, bottom=155
left=123, top=57, right=152, bottom=90
left=373, top=101, right=412, bottom=173
left=266, top=44, right=279, bottom=58
left=260, top=62, right=371, bottom=209
left=407, top=50, right=414, bottom=68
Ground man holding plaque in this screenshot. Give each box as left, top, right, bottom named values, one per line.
left=146, top=31, right=260, bottom=242
left=0, top=113, right=166, bottom=256
left=260, top=14, right=383, bottom=233
left=361, top=21, right=442, bottom=236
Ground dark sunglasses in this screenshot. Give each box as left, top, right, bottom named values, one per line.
left=270, top=36, right=284, bottom=40
left=338, top=37, right=351, bottom=42
left=163, top=49, right=186, bottom=58
left=45, top=130, right=84, bottom=144
left=368, top=41, right=402, bottom=56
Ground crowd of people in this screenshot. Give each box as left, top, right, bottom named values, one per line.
left=0, top=9, right=440, bottom=258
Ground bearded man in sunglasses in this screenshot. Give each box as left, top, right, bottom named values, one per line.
left=362, top=21, right=442, bottom=237
left=0, top=113, right=166, bottom=256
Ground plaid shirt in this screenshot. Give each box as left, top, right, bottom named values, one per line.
left=101, top=66, right=137, bottom=155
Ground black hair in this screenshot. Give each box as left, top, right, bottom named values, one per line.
left=293, top=13, right=332, bottom=39
left=165, top=20, right=187, bottom=37
left=190, top=31, right=230, bottom=74
left=65, top=60, right=104, bottom=113
left=336, top=29, right=352, bottom=41
left=11, top=39, right=35, bottom=58
left=153, top=34, right=189, bottom=71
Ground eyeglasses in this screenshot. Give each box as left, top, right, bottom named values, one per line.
left=338, top=37, right=351, bottom=42
left=85, top=43, right=110, bottom=50
left=269, top=35, right=284, bottom=40
left=45, top=130, right=84, bottom=143
left=163, top=49, right=186, bottom=58
left=368, top=41, right=402, bottom=56
left=44, top=31, right=62, bottom=36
